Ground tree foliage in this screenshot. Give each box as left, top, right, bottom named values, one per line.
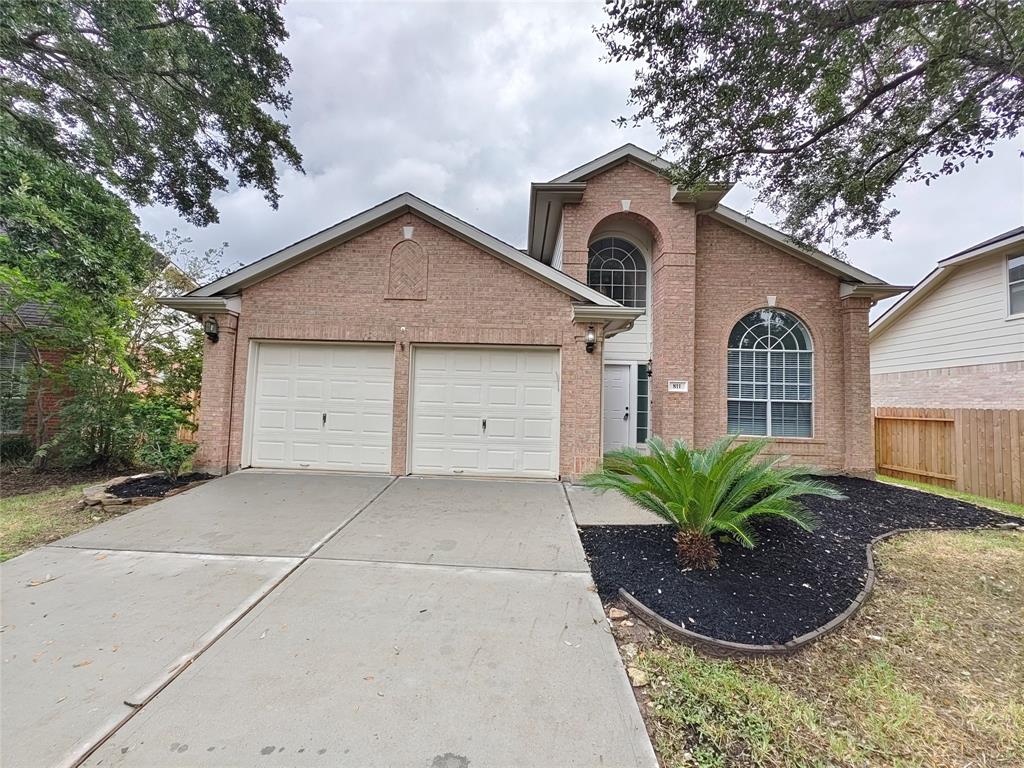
left=1, top=0, right=303, bottom=225
left=600, top=0, right=1024, bottom=247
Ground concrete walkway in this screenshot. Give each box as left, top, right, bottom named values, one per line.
left=1, top=472, right=656, bottom=768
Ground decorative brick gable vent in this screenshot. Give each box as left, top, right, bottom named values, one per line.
left=386, top=238, right=428, bottom=300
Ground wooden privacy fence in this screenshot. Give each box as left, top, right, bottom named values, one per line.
left=874, top=407, right=1023, bottom=505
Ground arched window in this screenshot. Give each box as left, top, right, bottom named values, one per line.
left=727, top=309, right=813, bottom=437
left=587, top=237, right=647, bottom=309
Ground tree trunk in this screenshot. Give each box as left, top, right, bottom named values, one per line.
left=675, top=530, right=720, bottom=570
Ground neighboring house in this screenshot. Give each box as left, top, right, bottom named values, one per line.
left=162, top=145, right=905, bottom=480
left=870, top=227, right=1024, bottom=409
left=0, top=297, right=62, bottom=444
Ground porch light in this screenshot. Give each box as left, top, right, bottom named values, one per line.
left=585, top=326, right=596, bottom=354
left=647, top=358, right=653, bottom=378
left=203, top=316, right=220, bottom=343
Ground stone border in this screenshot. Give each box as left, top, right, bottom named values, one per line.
left=619, top=522, right=1022, bottom=659
left=81, top=473, right=210, bottom=511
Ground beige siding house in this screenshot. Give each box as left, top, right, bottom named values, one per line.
left=870, top=227, right=1024, bottom=408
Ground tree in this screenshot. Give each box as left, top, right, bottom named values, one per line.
left=1, top=0, right=303, bottom=226
left=600, top=1, right=1023, bottom=247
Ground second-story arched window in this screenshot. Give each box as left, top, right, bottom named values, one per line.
left=587, top=237, right=647, bottom=309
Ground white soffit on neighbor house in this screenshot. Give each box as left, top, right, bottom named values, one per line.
left=870, top=226, right=1024, bottom=339
left=180, top=192, right=620, bottom=308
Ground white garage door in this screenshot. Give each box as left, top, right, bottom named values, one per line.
left=411, top=346, right=560, bottom=478
left=248, top=343, right=394, bottom=472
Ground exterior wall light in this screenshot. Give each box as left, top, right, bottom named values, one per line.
left=203, top=315, right=220, bottom=343
left=585, top=325, right=596, bottom=353
left=647, top=358, right=653, bottom=378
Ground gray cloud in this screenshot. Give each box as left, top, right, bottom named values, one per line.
left=138, top=0, right=1023, bottom=319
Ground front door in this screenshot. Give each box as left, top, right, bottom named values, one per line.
left=602, top=364, right=631, bottom=452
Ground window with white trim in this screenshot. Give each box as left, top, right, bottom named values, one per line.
left=1009, top=253, right=1024, bottom=316
left=727, top=309, right=813, bottom=438
left=587, top=237, right=647, bottom=309
left=0, top=337, right=31, bottom=434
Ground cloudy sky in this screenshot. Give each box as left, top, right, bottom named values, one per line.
left=138, top=0, right=1023, bottom=317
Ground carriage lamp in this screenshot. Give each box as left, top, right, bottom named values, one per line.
left=647, top=358, right=653, bottom=378
left=203, top=316, right=220, bottom=343
left=585, top=326, right=596, bottom=353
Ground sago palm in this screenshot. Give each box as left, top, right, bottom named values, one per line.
left=582, top=436, right=845, bottom=570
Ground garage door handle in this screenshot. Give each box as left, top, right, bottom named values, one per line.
left=322, top=412, right=327, bottom=426
left=482, top=418, right=487, bottom=433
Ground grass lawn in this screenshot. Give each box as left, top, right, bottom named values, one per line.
left=0, top=467, right=127, bottom=562
left=623, top=529, right=1023, bottom=767
left=876, top=473, right=1024, bottom=518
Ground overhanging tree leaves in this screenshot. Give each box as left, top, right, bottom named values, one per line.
left=600, top=0, right=1024, bottom=247
left=1, top=0, right=303, bottom=225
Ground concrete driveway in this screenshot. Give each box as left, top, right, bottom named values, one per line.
left=2, top=472, right=655, bottom=768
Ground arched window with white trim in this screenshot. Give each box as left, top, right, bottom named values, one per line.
left=727, top=309, right=813, bottom=437
left=587, top=237, right=647, bottom=309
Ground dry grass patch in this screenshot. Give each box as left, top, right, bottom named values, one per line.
left=0, top=476, right=126, bottom=561
left=627, top=530, right=1023, bottom=768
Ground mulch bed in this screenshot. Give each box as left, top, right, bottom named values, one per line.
left=0, top=465, right=117, bottom=497
left=579, top=477, right=1019, bottom=645
left=108, top=472, right=213, bottom=499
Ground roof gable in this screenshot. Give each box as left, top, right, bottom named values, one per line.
left=871, top=226, right=1024, bottom=339
left=188, top=193, right=619, bottom=307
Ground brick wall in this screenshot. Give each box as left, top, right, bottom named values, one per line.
left=195, top=213, right=603, bottom=479
left=559, top=161, right=699, bottom=442
left=554, top=161, right=874, bottom=474
left=694, top=216, right=863, bottom=472
left=872, top=361, right=1024, bottom=409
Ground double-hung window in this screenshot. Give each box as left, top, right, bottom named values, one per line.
left=1009, top=253, right=1024, bottom=317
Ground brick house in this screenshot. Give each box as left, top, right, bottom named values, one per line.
left=870, top=227, right=1024, bottom=409
left=162, top=145, right=905, bottom=480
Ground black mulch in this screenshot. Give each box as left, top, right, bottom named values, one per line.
left=579, top=477, right=1019, bottom=645
left=108, top=472, right=213, bottom=499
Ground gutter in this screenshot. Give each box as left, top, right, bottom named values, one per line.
left=157, top=295, right=241, bottom=316
left=572, top=304, right=644, bottom=338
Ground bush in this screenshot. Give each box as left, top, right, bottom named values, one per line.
left=582, top=436, right=844, bottom=570
left=131, top=397, right=197, bottom=481
left=50, top=365, right=140, bottom=468
left=0, top=435, right=34, bottom=463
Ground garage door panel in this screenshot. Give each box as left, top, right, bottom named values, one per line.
left=522, top=451, right=555, bottom=472
left=249, top=343, right=394, bottom=472
left=411, top=347, right=559, bottom=478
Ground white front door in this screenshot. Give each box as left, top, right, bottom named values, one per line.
left=410, top=346, right=560, bottom=478
left=248, top=342, right=394, bottom=472
left=603, top=364, right=631, bottom=452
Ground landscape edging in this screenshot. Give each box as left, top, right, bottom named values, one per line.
left=619, top=522, right=1021, bottom=659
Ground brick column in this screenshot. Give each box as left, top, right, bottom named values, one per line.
left=390, top=337, right=410, bottom=475
left=194, top=312, right=238, bottom=475
left=651, top=228, right=698, bottom=445
left=560, top=321, right=605, bottom=479
left=840, top=296, right=874, bottom=476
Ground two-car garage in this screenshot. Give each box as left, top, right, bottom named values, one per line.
left=245, top=342, right=560, bottom=478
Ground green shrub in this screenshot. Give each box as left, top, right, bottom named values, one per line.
left=0, top=435, right=34, bottom=463
left=131, top=397, right=197, bottom=481
left=49, top=365, right=140, bottom=468
left=582, top=435, right=844, bottom=569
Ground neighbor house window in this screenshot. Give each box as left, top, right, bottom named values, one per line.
left=0, top=337, right=31, bottom=434
left=636, top=363, right=649, bottom=443
left=587, top=237, right=647, bottom=309
left=1009, top=253, right=1024, bottom=316
left=727, top=309, right=813, bottom=438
